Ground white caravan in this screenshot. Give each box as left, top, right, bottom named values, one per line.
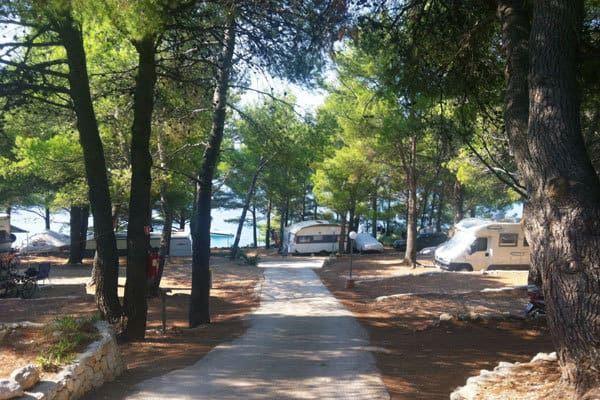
left=283, top=220, right=341, bottom=255
left=434, top=218, right=529, bottom=271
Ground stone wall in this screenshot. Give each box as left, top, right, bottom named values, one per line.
left=1, top=321, right=124, bottom=400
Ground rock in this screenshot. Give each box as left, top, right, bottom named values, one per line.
left=0, top=379, right=23, bottom=400
left=450, top=385, right=478, bottom=400
left=531, top=352, right=557, bottom=363
left=10, top=364, right=40, bottom=390
left=439, top=313, right=454, bottom=321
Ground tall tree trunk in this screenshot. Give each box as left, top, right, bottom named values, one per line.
left=230, top=159, right=265, bottom=259
left=371, top=193, right=377, bottom=237
left=67, top=206, right=88, bottom=264
left=403, top=135, right=418, bottom=266
left=55, top=14, right=121, bottom=322
left=252, top=203, right=257, bottom=248
left=338, top=213, right=347, bottom=255
left=150, top=131, right=172, bottom=296
left=178, top=213, right=186, bottom=231
left=452, top=179, right=464, bottom=224
left=497, top=0, right=537, bottom=281
left=265, top=199, right=272, bottom=249
left=435, top=190, right=443, bottom=233
left=44, top=207, right=50, bottom=230
left=526, top=1, right=600, bottom=396
left=123, top=35, right=157, bottom=340
left=190, top=11, right=236, bottom=328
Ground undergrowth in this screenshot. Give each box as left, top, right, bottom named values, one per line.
left=36, top=316, right=99, bottom=372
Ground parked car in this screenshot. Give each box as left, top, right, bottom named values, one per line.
left=393, top=232, right=448, bottom=252
left=353, top=232, right=384, bottom=253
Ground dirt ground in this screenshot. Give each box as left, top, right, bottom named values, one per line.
left=1, top=250, right=572, bottom=399
left=0, top=251, right=262, bottom=399
left=316, top=252, right=568, bottom=400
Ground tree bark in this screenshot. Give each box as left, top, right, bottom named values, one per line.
left=403, top=135, right=418, bottom=266
left=44, top=207, right=50, bottom=230
left=55, top=14, right=121, bottom=322
left=502, top=0, right=600, bottom=396
left=123, top=35, right=157, bottom=340
left=189, top=11, right=236, bottom=328
left=67, top=205, right=88, bottom=264
left=149, top=131, right=172, bottom=296
left=452, top=179, right=464, bottom=224
left=526, top=1, right=600, bottom=396
left=266, top=199, right=272, bottom=249
left=371, top=192, right=377, bottom=237
left=252, top=203, right=257, bottom=248
left=230, top=158, right=266, bottom=259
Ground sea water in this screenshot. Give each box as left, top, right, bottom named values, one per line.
left=8, top=207, right=260, bottom=249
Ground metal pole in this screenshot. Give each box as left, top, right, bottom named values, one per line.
left=349, top=239, right=353, bottom=279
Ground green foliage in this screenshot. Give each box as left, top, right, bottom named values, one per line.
left=36, top=316, right=99, bottom=372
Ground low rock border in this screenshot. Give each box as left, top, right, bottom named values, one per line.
left=450, top=352, right=557, bottom=400
left=0, top=320, right=124, bottom=400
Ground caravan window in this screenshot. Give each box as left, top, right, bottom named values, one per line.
left=499, top=233, right=518, bottom=247
left=296, top=235, right=337, bottom=244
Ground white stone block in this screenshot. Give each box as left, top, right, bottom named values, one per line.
left=10, top=364, right=40, bottom=390
left=0, top=379, right=23, bottom=400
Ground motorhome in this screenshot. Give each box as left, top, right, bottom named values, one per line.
left=434, top=218, right=529, bottom=271
left=283, top=220, right=341, bottom=255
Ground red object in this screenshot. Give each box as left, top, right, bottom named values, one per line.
left=147, top=252, right=159, bottom=277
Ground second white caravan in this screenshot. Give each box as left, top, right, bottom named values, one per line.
left=434, top=218, right=529, bottom=271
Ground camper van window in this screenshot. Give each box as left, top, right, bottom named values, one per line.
left=499, top=233, right=518, bottom=247
left=470, top=237, right=488, bottom=253
left=523, top=237, right=529, bottom=247
left=296, top=235, right=337, bottom=244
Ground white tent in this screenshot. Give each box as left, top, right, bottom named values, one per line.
left=20, top=230, right=70, bottom=254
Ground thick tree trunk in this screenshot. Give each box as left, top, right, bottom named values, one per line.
left=56, top=15, right=121, bottom=322
left=189, top=12, right=236, bottom=328
left=123, top=35, right=156, bottom=340
left=503, top=0, right=600, bottom=396
left=67, top=206, right=88, bottom=264
left=526, top=2, right=600, bottom=396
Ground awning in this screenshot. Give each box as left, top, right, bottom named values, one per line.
left=10, top=225, right=28, bottom=233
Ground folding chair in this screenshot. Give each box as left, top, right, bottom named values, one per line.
left=35, top=262, right=51, bottom=287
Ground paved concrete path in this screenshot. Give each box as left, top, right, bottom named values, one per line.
left=127, top=258, right=390, bottom=399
